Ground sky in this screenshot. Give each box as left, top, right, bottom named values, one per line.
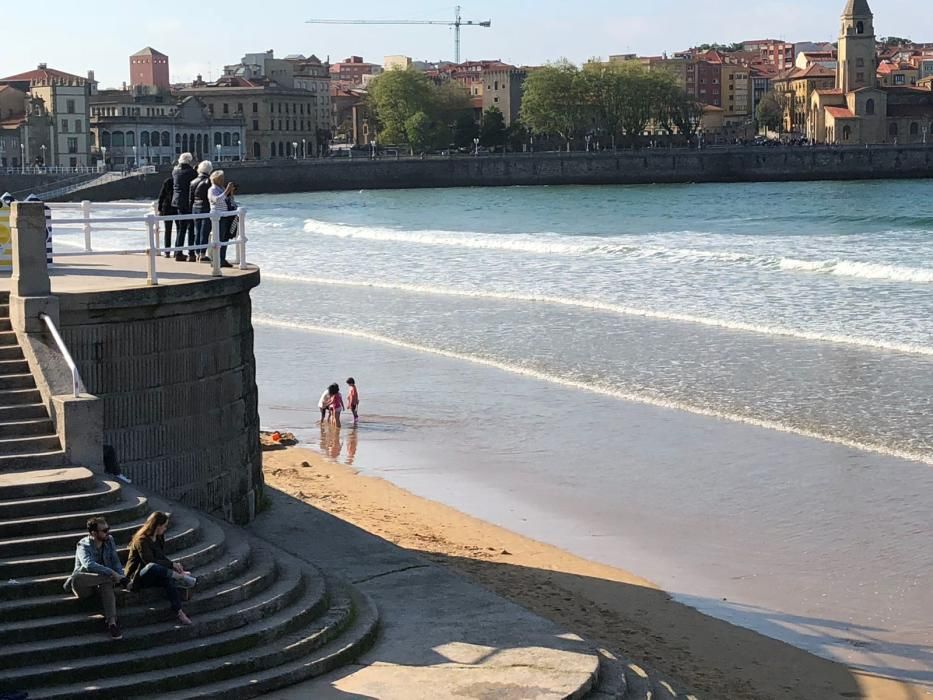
left=4, top=0, right=928, bottom=88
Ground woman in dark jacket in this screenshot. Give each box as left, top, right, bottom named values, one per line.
left=188, top=160, right=213, bottom=263
left=157, top=176, right=176, bottom=258
left=125, top=511, right=195, bottom=625
left=171, top=153, right=198, bottom=262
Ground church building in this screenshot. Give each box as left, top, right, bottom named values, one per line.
left=809, top=0, right=933, bottom=144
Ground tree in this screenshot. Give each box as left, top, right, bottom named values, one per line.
left=880, top=36, right=913, bottom=47
left=756, top=90, right=786, bottom=133
left=452, top=112, right=479, bottom=149
left=404, top=111, right=433, bottom=153
left=480, top=107, right=507, bottom=149
left=665, top=92, right=706, bottom=140
left=367, top=69, right=435, bottom=144
left=520, top=60, right=589, bottom=150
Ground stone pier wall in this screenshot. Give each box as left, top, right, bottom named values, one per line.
left=56, top=271, right=262, bottom=523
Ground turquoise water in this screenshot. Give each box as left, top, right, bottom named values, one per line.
left=51, top=182, right=933, bottom=682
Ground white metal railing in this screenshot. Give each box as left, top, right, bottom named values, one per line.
left=38, top=313, right=84, bottom=399
left=48, top=201, right=249, bottom=285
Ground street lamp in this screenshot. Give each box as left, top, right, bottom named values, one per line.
left=302, top=138, right=307, bottom=160
left=101, top=146, right=107, bottom=170
left=924, top=126, right=928, bottom=145
left=585, top=134, right=592, bottom=153
left=20, top=142, right=25, bottom=174
left=529, top=134, right=534, bottom=153
left=370, top=139, right=376, bottom=160
left=473, top=137, right=480, bottom=156
left=216, top=143, right=221, bottom=163
left=292, top=141, right=298, bottom=160
left=132, top=145, right=137, bottom=168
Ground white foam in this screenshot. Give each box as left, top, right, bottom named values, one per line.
left=260, top=273, right=933, bottom=357
left=301, top=219, right=933, bottom=285
left=253, top=316, right=933, bottom=467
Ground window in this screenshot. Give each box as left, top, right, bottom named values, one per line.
left=910, top=122, right=919, bottom=135
left=214, top=132, right=222, bottom=146
left=866, top=98, right=875, bottom=115
left=252, top=102, right=258, bottom=113
left=223, top=132, right=231, bottom=146
left=842, top=125, right=851, bottom=140
left=66, top=99, right=75, bottom=113
left=67, top=137, right=78, bottom=153
left=856, top=58, right=864, bottom=67
left=223, top=103, right=229, bottom=114
left=101, top=131, right=111, bottom=147
left=253, top=120, right=259, bottom=131
left=75, top=119, right=82, bottom=132
left=233, top=132, right=240, bottom=146
left=237, top=103, right=243, bottom=114
left=61, top=119, right=69, bottom=133
left=141, top=131, right=150, bottom=147
left=208, top=104, right=214, bottom=115
left=253, top=142, right=261, bottom=158
left=112, top=131, right=125, bottom=147
left=894, top=74, right=905, bottom=85
left=889, top=122, right=898, bottom=137
left=278, top=119, right=283, bottom=130
left=162, top=131, right=170, bottom=147
left=126, top=131, right=136, bottom=147
left=856, top=21, right=864, bottom=34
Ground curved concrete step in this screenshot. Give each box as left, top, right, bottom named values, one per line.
left=0, top=449, right=68, bottom=471
left=0, top=358, right=30, bottom=376
left=0, top=433, right=61, bottom=457
left=0, top=330, right=19, bottom=348
left=0, top=546, right=302, bottom=666
left=159, top=583, right=381, bottom=700
left=3, top=560, right=320, bottom=692
left=0, top=493, right=149, bottom=538
left=0, top=517, right=231, bottom=619
left=0, top=373, right=37, bottom=390
left=24, top=573, right=373, bottom=699
left=0, top=467, right=95, bottom=500
left=0, top=417, right=56, bottom=439
left=0, top=345, right=26, bottom=362
left=0, top=479, right=122, bottom=520
left=0, top=386, right=42, bottom=405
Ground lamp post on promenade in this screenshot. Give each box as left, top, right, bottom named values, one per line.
left=473, top=136, right=480, bottom=156
left=132, top=145, right=137, bottom=169
left=585, top=134, right=592, bottom=153
left=20, top=142, right=25, bottom=174
left=216, top=143, right=221, bottom=164
left=292, top=141, right=298, bottom=160
left=302, top=138, right=307, bottom=159
left=39, top=144, right=46, bottom=169
left=101, top=146, right=107, bottom=170
left=529, top=134, right=534, bottom=154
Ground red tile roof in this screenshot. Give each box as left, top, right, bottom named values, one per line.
left=825, top=106, right=856, bottom=118
left=0, top=67, right=88, bottom=85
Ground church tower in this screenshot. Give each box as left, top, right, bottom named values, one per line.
left=837, top=0, right=877, bottom=92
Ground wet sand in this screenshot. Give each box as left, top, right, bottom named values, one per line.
left=262, top=444, right=929, bottom=700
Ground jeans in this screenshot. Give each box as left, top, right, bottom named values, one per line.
left=219, top=216, right=233, bottom=264
left=138, top=563, right=182, bottom=612
left=195, top=217, right=212, bottom=257
left=174, top=209, right=195, bottom=257
left=161, top=206, right=177, bottom=252
left=71, top=572, right=117, bottom=622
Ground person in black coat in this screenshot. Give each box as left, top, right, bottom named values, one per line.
left=157, top=176, right=176, bottom=259
left=171, top=153, right=197, bottom=262
left=189, top=160, right=213, bottom=263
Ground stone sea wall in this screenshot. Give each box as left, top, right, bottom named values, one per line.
left=56, top=271, right=263, bottom=523
left=59, top=144, right=933, bottom=201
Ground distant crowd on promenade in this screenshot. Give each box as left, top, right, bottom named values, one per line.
left=156, top=152, right=240, bottom=266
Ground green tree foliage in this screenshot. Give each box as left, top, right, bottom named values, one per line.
left=520, top=60, right=590, bottom=150
left=480, top=107, right=508, bottom=148
left=880, top=36, right=913, bottom=47
left=695, top=42, right=744, bottom=53
left=367, top=69, right=472, bottom=151
left=524, top=60, right=702, bottom=148
left=756, top=90, right=786, bottom=132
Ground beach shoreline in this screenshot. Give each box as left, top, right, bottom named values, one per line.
left=261, top=442, right=929, bottom=700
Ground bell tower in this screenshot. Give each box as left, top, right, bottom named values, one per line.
left=837, top=0, right=876, bottom=92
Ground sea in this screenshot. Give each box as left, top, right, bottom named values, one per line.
left=54, top=181, right=933, bottom=686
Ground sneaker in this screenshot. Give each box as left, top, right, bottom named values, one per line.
left=188, top=254, right=197, bottom=262
left=177, top=574, right=197, bottom=588
left=108, top=622, right=122, bottom=639
left=174, top=253, right=186, bottom=262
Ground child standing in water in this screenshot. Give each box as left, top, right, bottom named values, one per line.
left=318, top=386, right=332, bottom=424
left=346, top=377, right=360, bottom=426
left=328, top=383, right=345, bottom=428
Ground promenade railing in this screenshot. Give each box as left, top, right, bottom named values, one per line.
left=47, top=201, right=249, bottom=286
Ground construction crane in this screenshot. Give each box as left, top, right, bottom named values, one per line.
left=306, top=5, right=491, bottom=64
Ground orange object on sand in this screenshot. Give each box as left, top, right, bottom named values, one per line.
left=271, top=431, right=282, bottom=442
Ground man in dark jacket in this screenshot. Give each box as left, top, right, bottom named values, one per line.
left=189, top=160, right=213, bottom=263
left=171, top=153, right=197, bottom=261
left=157, top=176, right=175, bottom=258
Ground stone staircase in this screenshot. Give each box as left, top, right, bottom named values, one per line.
left=0, top=296, right=380, bottom=698
left=0, top=467, right=379, bottom=699
left=0, top=293, right=68, bottom=472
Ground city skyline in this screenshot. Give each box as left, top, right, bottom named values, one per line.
left=6, top=0, right=929, bottom=87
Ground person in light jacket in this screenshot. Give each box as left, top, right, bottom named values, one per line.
left=171, top=153, right=197, bottom=261
left=207, top=170, right=235, bottom=268
left=189, top=160, right=213, bottom=262
left=64, top=517, right=127, bottom=640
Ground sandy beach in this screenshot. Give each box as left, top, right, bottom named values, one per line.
left=261, top=442, right=929, bottom=700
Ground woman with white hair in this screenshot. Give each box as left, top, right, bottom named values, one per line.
left=171, top=153, right=197, bottom=261
left=207, top=170, right=235, bottom=268
left=188, top=160, right=213, bottom=262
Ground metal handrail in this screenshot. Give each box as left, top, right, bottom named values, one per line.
left=38, top=313, right=84, bottom=398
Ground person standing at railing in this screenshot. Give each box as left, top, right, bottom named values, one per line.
left=189, top=160, right=213, bottom=263
left=207, top=170, right=235, bottom=269
left=157, top=175, right=176, bottom=259
left=171, top=153, right=197, bottom=262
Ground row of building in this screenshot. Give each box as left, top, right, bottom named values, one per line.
left=1, top=0, right=930, bottom=168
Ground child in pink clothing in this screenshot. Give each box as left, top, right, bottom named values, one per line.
left=327, top=383, right=344, bottom=428
left=346, top=377, right=360, bottom=426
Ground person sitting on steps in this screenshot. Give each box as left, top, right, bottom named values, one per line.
left=64, top=517, right=127, bottom=640
left=125, top=511, right=196, bottom=626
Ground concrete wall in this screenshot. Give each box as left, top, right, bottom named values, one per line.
left=60, top=145, right=933, bottom=201
left=55, top=271, right=263, bottom=523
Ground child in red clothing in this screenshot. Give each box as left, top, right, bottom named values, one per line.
left=327, top=383, right=344, bottom=428
left=346, top=377, right=360, bottom=426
